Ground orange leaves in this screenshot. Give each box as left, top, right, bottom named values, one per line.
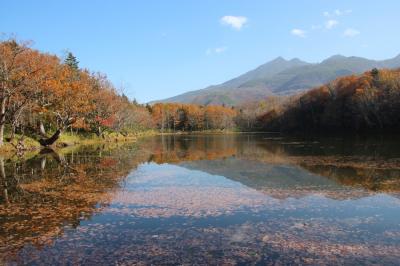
left=72, top=117, right=89, bottom=130
left=258, top=68, right=400, bottom=132
left=33, top=65, right=95, bottom=129
left=99, top=158, right=118, bottom=167
left=0, top=38, right=153, bottom=142
left=151, top=103, right=237, bottom=131
left=204, top=105, right=236, bottom=129
left=332, top=75, right=365, bottom=98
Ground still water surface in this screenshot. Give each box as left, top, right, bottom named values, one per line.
left=1, top=134, right=400, bottom=265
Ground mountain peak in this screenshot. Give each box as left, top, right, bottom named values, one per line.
left=157, top=53, right=400, bottom=106
left=289, top=58, right=304, bottom=63
left=269, top=57, right=307, bottom=65
left=271, top=56, right=287, bottom=63
left=323, top=54, right=347, bottom=62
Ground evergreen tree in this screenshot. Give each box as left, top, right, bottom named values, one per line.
left=371, top=68, right=379, bottom=78
left=145, top=103, right=152, bottom=113
left=64, top=52, right=79, bottom=71
left=371, top=68, right=380, bottom=86
left=121, top=93, right=129, bottom=102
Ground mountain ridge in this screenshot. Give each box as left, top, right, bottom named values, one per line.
left=154, top=54, right=400, bottom=106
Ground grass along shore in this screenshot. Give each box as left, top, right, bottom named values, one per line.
left=0, top=130, right=157, bottom=156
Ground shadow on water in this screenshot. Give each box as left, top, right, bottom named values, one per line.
left=1, top=134, right=400, bottom=265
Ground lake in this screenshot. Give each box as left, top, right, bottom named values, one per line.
left=1, top=134, right=400, bottom=265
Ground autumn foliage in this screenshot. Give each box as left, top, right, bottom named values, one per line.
left=0, top=39, right=153, bottom=146
left=3, top=38, right=400, bottom=146
left=150, top=103, right=237, bottom=131
left=257, top=68, right=400, bottom=133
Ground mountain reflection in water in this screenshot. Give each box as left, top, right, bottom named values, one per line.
left=1, top=134, right=400, bottom=265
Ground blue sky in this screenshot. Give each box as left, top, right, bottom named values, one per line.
left=1, top=1, right=400, bottom=103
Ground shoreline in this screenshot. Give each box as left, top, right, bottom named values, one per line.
left=158, top=130, right=280, bottom=135
left=0, top=130, right=278, bottom=158
left=0, top=130, right=157, bottom=159
left=3, top=129, right=398, bottom=159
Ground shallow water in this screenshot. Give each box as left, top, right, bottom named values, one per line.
left=1, top=134, right=400, bottom=265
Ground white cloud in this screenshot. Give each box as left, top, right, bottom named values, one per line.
left=343, top=28, right=360, bottom=37
left=220, top=16, right=248, bottom=30
left=215, top=47, right=227, bottom=53
left=325, top=19, right=339, bottom=29
left=291, top=29, right=306, bottom=38
left=206, top=47, right=228, bottom=55
left=323, top=9, right=352, bottom=17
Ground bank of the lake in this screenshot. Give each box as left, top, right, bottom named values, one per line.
left=0, top=130, right=157, bottom=158
left=0, top=129, right=253, bottom=157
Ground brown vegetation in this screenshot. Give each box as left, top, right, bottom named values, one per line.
left=257, top=68, right=400, bottom=132
left=3, top=37, right=400, bottom=149
left=150, top=103, right=237, bottom=131
left=0, top=39, right=153, bottom=149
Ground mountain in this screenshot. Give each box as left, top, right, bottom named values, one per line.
left=156, top=54, right=400, bottom=106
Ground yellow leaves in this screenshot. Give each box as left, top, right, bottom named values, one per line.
left=33, top=62, right=97, bottom=128
left=72, top=117, right=89, bottom=130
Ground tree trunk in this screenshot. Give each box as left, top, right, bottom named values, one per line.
left=38, top=120, right=47, bottom=137
left=41, top=157, right=47, bottom=170
left=0, top=97, right=7, bottom=147
left=0, top=157, right=8, bottom=204
left=97, top=126, right=102, bottom=137
left=40, top=148, right=67, bottom=166
left=39, top=129, right=62, bottom=146
left=161, top=110, right=165, bottom=132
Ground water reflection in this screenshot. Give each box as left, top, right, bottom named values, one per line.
left=1, top=134, right=400, bottom=265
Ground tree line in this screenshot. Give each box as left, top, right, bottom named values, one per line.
left=0, top=39, right=153, bottom=147
left=0, top=38, right=241, bottom=149
left=2, top=38, right=400, bottom=149
left=256, top=68, right=400, bottom=133
left=149, top=103, right=237, bottom=131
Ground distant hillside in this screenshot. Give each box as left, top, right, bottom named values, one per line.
left=259, top=68, right=400, bottom=133
left=156, top=54, right=400, bottom=106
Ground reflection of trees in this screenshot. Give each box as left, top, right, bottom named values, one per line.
left=301, top=164, right=400, bottom=192
left=140, top=135, right=400, bottom=194
left=0, top=144, right=151, bottom=263
left=146, top=135, right=237, bottom=163
left=2, top=135, right=400, bottom=263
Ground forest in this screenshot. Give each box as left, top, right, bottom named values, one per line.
left=150, top=103, right=236, bottom=131
left=0, top=39, right=155, bottom=148
left=257, top=68, right=400, bottom=133
left=0, top=39, right=241, bottom=150
left=2, top=38, right=400, bottom=152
